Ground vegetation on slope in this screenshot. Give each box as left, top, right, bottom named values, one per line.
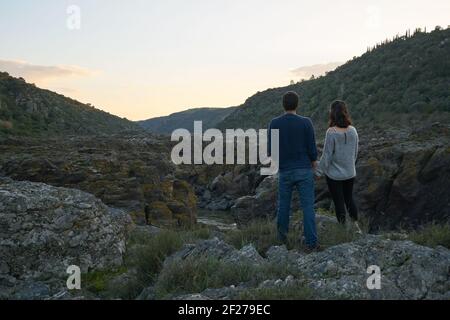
left=0, top=72, right=139, bottom=137
left=219, top=28, right=450, bottom=131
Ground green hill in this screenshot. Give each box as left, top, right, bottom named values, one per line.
left=138, top=107, right=237, bottom=134
left=218, top=27, right=450, bottom=131
left=0, top=72, right=139, bottom=137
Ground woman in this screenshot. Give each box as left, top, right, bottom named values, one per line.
left=318, top=100, right=361, bottom=233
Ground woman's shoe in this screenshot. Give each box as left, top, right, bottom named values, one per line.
left=354, top=221, right=363, bottom=235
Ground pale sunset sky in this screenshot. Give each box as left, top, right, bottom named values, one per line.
left=0, top=0, right=448, bottom=120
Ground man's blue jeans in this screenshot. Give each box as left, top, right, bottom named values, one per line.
left=277, top=168, right=318, bottom=247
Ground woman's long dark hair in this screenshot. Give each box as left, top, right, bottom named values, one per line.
left=329, top=100, right=352, bottom=128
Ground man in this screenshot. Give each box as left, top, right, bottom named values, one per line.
left=268, top=91, right=319, bottom=251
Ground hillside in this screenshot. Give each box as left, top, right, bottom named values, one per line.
left=137, top=107, right=237, bottom=134
left=0, top=72, right=139, bottom=137
left=218, top=28, right=450, bottom=131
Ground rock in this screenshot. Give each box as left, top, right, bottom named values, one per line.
left=203, top=189, right=211, bottom=201
left=355, top=137, right=450, bottom=229
left=173, top=293, right=211, bottom=300
left=172, top=286, right=245, bottom=300
left=292, top=214, right=339, bottom=241
left=295, top=235, right=450, bottom=299
left=205, top=198, right=233, bottom=211
left=209, top=171, right=251, bottom=197
left=266, top=245, right=304, bottom=265
left=11, top=281, right=51, bottom=300
left=137, top=286, right=156, bottom=300
left=165, top=238, right=235, bottom=266
left=223, top=244, right=265, bottom=266
left=133, top=225, right=162, bottom=237
left=231, top=175, right=278, bottom=225
left=0, top=179, right=132, bottom=298
left=210, top=174, right=230, bottom=194
left=165, top=238, right=265, bottom=271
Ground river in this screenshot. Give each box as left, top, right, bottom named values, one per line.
left=197, top=209, right=237, bottom=231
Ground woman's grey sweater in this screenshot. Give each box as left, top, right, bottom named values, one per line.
left=318, top=126, right=359, bottom=181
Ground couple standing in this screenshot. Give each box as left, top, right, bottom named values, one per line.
left=269, top=91, right=360, bottom=252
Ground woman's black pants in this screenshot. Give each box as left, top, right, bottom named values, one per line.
left=326, top=177, right=358, bottom=224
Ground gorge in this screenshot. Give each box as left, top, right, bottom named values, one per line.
left=0, top=28, right=449, bottom=300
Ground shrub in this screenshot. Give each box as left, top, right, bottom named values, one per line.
left=225, top=219, right=279, bottom=254
left=101, top=226, right=213, bottom=299
left=154, top=257, right=255, bottom=298
left=153, top=255, right=308, bottom=299
left=83, top=267, right=127, bottom=293
left=409, top=223, right=450, bottom=249
left=224, top=212, right=370, bottom=254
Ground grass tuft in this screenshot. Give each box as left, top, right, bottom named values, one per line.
left=409, top=223, right=450, bottom=249
left=154, top=257, right=255, bottom=298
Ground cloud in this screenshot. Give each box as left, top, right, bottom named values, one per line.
left=0, top=59, right=96, bottom=83
left=291, top=62, right=343, bottom=80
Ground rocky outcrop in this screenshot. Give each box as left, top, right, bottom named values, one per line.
left=195, top=165, right=264, bottom=211
left=164, top=237, right=264, bottom=268
left=0, top=134, right=197, bottom=227
left=354, top=124, right=450, bottom=230
left=0, top=178, right=132, bottom=299
left=294, top=235, right=450, bottom=299
left=165, top=235, right=450, bottom=300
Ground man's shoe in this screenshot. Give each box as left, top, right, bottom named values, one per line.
left=305, top=244, right=321, bottom=254
left=277, top=235, right=288, bottom=245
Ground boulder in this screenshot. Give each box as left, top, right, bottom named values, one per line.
left=355, top=140, right=450, bottom=230
left=164, top=238, right=264, bottom=267
left=0, top=178, right=132, bottom=299
left=231, top=175, right=278, bottom=225
left=295, top=235, right=450, bottom=299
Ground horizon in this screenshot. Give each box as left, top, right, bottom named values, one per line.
left=0, top=0, right=449, bottom=121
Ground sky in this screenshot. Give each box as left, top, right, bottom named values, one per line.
left=0, top=0, right=449, bottom=120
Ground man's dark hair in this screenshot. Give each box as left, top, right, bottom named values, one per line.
left=283, top=91, right=299, bottom=111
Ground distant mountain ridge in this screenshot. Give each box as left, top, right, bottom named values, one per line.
left=0, top=72, right=139, bottom=137
left=217, top=28, right=450, bottom=131
left=137, top=107, right=237, bottom=134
